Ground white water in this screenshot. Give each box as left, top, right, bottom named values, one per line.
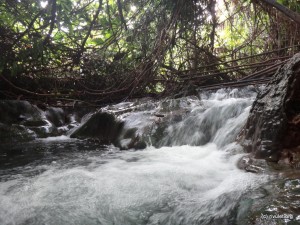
left=0, top=87, right=268, bottom=225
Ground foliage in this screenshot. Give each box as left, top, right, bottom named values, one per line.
left=0, top=0, right=300, bottom=102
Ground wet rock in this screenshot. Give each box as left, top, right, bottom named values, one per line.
left=0, top=100, right=63, bottom=141
left=63, top=102, right=97, bottom=124
left=242, top=178, right=300, bottom=225
left=29, top=123, right=59, bottom=138
left=70, top=111, right=148, bottom=150
left=118, top=136, right=147, bottom=150
left=0, top=123, right=35, bottom=143
left=109, top=97, right=197, bottom=148
left=114, top=127, right=147, bottom=150
left=240, top=53, right=300, bottom=161
left=70, top=111, right=124, bottom=145
left=0, top=100, right=46, bottom=126
left=45, top=107, right=65, bottom=127
left=237, top=155, right=267, bottom=173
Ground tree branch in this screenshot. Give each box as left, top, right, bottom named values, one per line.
left=258, top=0, right=300, bottom=25
left=116, top=0, right=128, bottom=31
left=43, top=0, right=57, bottom=45
left=74, top=0, right=103, bottom=64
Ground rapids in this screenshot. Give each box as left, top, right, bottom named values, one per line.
left=0, top=87, right=270, bottom=225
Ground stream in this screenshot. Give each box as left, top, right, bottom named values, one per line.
left=0, top=87, right=285, bottom=225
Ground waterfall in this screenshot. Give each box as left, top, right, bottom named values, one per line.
left=0, top=87, right=269, bottom=225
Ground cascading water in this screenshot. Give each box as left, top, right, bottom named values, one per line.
left=0, top=87, right=269, bottom=225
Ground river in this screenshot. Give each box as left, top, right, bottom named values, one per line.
left=0, top=87, right=272, bottom=225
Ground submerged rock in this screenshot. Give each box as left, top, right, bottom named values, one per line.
left=240, top=53, right=300, bottom=162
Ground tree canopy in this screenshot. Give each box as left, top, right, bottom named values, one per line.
left=0, top=0, right=300, bottom=104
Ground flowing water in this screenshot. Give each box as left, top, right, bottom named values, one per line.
left=0, top=87, right=271, bottom=225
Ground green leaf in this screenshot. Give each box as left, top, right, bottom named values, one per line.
left=105, top=32, right=112, bottom=39
left=91, top=38, right=104, bottom=45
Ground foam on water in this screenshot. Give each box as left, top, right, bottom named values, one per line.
left=36, top=135, right=71, bottom=142
left=0, top=87, right=269, bottom=225
left=0, top=144, right=267, bottom=225
left=159, top=88, right=256, bottom=147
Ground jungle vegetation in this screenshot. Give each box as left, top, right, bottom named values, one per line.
left=0, top=0, right=300, bottom=105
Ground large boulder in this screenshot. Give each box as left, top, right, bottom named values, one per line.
left=70, top=112, right=124, bottom=145
left=240, top=53, right=300, bottom=162
left=70, top=111, right=148, bottom=149
left=0, top=100, right=46, bottom=126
